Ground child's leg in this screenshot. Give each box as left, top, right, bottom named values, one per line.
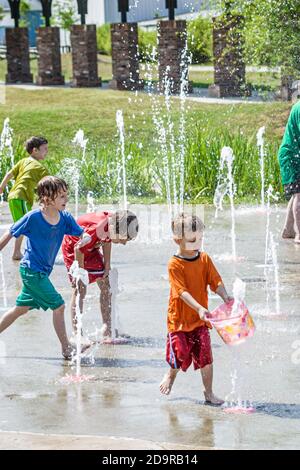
left=159, top=368, right=179, bottom=395
left=0, top=306, right=30, bottom=333
left=70, top=284, right=87, bottom=333
left=201, top=364, right=224, bottom=405
left=52, top=304, right=71, bottom=356
left=292, top=193, right=300, bottom=242
left=282, top=196, right=295, bottom=239
left=97, top=277, right=112, bottom=337
left=12, top=236, right=24, bottom=260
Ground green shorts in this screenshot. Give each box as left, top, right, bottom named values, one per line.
left=9, top=199, right=32, bottom=223
left=16, top=267, right=64, bottom=311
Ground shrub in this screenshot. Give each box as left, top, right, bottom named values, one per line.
left=187, top=16, right=213, bottom=64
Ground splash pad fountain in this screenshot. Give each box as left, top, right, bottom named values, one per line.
left=214, top=146, right=245, bottom=262
left=0, top=12, right=299, bottom=445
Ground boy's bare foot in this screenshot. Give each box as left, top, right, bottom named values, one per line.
left=281, top=227, right=295, bottom=239
left=159, top=370, right=178, bottom=395
left=62, top=345, right=75, bottom=361
left=204, top=391, right=224, bottom=406
left=12, top=253, right=23, bottom=261
left=62, top=342, right=92, bottom=360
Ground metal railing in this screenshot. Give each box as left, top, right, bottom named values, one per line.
left=0, top=45, right=39, bottom=60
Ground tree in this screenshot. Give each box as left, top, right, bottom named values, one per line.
left=236, top=0, right=300, bottom=74
left=96, top=23, right=111, bottom=55
left=138, top=28, right=157, bottom=63
left=19, top=0, right=31, bottom=27
left=52, top=0, right=79, bottom=31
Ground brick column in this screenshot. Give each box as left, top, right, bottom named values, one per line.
left=70, top=24, right=101, bottom=87
left=5, top=28, right=33, bottom=84
left=36, top=27, right=64, bottom=86
left=158, top=20, right=192, bottom=95
left=209, top=15, right=250, bottom=98
left=109, top=22, right=143, bottom=91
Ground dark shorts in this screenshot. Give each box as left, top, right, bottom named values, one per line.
left=166, top=326, right=213, bottom=372
left=284, top=180, right=300, bottom=200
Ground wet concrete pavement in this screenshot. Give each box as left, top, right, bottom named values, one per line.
left=0, top=203, right=300, bottom=450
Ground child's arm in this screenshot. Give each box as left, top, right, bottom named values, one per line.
left=216, top=285, right=233, bottom=303
left=74, top=246, right=85, bottom=269
left=180, top=291, right=210, bottom=321
left=206, top=254, right=233, bottom=304
left=102, top=242, right=111, bottom=278
left=73, top=233, right=92, bottom=268
left=0, top=231, right=13, bottom=251
left=71, top=233, right=92, bottom=287
left=0, top=170, right=14, bottom=195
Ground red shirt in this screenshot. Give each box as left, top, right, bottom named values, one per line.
left=62, top=212, right=111, bottom=270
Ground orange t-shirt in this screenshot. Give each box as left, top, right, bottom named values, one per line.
left=167, top=252, right=223, bottom=333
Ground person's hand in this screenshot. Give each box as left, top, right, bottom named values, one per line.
left=198, top=306, right=210, bottom=321
left=224, top=295, right=234, bottom=303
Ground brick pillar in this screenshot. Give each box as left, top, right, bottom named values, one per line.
left=70, top=24, right=101, bottom=87
left=109, top=22, right=143, bottom=91
left=158, top=20, right=192, bottom=95
left=36, top=27, right=64, bottom=86
left=208, top=15, right=250, bottom=98
left=5, top=28, right=33, bottom=84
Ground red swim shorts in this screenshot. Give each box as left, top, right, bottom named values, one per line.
left=166, top=326, right=213, bottom=371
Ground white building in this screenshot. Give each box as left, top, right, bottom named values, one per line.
left=0, top=1, right=211, bottom=46
left=104, top=0, right=207, bottom=24
left=0, top=0, right=42, bottom=45
left=86, top=0, right=105, bottom=25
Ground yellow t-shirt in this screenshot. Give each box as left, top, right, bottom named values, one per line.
left=167, top=252, right=223, bottom=333
left=8, top=157, right=48, bottom=206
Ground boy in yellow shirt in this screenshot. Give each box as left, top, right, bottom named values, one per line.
left=0, top=136, right=48, bottom=260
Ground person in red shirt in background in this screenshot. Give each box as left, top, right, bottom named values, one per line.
left=62, top=210, right=138, bottom=341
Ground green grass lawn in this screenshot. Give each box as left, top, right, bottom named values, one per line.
left=0, top=53, right=282, bottom=93
left=0, top=87, right=290, bottom=150
left=0, top=54, right=114, bottom=83
left=189, top=70, right=281, bottom=92
left=0, top=86, right=292, bottom=204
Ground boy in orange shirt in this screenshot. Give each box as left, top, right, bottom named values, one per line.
left=160, top=213, right=233, bottom=405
